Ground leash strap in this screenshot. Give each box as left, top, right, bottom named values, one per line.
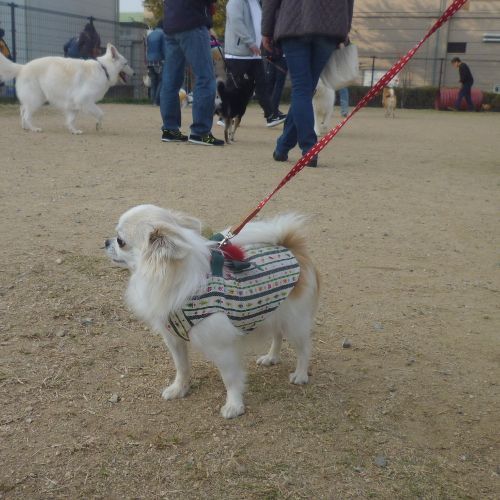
left=224, top=0, right=468, bottom=241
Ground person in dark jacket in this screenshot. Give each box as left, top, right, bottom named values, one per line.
left=78, top=21, right=101, bottom=59
left=160, top=0, right=223, bottom=146
left=451, top=57, right=475, bottom=111
left=262, top=0, right=354, bottom=167
left=146, top=20, right=165, bottom=106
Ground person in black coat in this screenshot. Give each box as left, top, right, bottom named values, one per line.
left=451, top=57, right=474, bottom=111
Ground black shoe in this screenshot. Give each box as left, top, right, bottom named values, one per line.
left=306, top=155, right=318, bottom=167
left=162, top=129, right=188, bottom=142
left=273, top=150, right=288, bottom=162
left=188, top=132, right=224, bottom=146
left=266, top=113, right=287, bottom=128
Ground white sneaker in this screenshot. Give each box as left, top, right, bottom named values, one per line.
left=217, top=119, right=225, bottom=126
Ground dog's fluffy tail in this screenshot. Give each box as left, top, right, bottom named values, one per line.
left=232, top=213, right=320, bottom=311
left=230, top=213, right=309, bottom=250
left=216, top=78, right=227, bottom=101
left=0, top=52, right=23, bottom=82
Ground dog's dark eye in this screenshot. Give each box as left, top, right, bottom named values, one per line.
left=117, top=237, right=126, bottom=248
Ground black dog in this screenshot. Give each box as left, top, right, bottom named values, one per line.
left=215, top=73, right=255, bottom=144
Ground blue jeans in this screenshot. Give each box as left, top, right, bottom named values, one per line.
left=455, top=83, right=474, bottom=111
left=160, top=26, right=215, bottom=136
left=276, top=36, right=338, bottom=157
left=339, top=87, right=349, bottom=116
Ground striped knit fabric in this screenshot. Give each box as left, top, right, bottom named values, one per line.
left=167, top=245, right=300, bottom=340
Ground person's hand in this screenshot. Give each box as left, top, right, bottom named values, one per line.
left=249, top=44, right=261, bottom=56
left=262, top=35, right=273, bottom=53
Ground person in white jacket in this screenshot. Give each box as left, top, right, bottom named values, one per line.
left=224, top=0, right=286, bottom=127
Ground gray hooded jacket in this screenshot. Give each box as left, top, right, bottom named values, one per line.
left=224, top=0, right=259, bottom=57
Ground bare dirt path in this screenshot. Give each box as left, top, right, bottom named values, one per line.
left=1, top=103, right=499, bottom=498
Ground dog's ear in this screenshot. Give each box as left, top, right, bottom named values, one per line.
left=107, top=43, right=118, bottom=60
left=174, top=214, right=202, bottom=234
left=144, top=223, right=191, bottom=263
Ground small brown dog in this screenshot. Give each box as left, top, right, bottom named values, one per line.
left=382, top=87, right=397, bottom=118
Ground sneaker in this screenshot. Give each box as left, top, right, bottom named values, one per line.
left=266, top=113, right=287, bottom=128
left=273, top=150, right=288, bottom=162
left=162, top=129, right=188, bottom=142
left=217, top=119, right=225, bottom=127
left=188, top=132, right=224, bottom=146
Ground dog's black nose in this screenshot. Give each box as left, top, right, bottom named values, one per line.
left=105, top=239, right=111, bottom=248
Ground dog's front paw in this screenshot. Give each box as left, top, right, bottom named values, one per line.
left=220, top=402, right=245, bottom=419
left=256, top=354, right=280, bottom=366
left=162, top=382, right=189, bottom=400
left=289, top=371, right=309, bottom=385
left=96, top=121, right=102, bottom=131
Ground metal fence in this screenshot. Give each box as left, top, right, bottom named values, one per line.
left=358, top=53, right=500, bottom=91
left=0, top=1, right=148, bottom=99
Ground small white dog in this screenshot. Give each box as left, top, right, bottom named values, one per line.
left=313, top=78, right=336, bottom=136
left=105, top=205, right=319, bottom=418
left=0, top=43, right=134, bottom=134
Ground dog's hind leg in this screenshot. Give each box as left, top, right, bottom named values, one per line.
left=64, top=109, right=82, bottom=134
left=257, top=332, right=283, bottom=366
left=159, top=330, right=191, bottom=400
left=231, top=116, right=242, bottom=142
left=190, top=314, right=246, bottom=418
left=20, top=103, right=42, bottom=132
left=281, top=304, right=313, bottom=385
left=224, top=119, right=231, bottom=144
left=17, top=82, right=44, bottom=132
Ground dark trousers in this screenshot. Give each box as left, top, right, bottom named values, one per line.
left=148, top=65, right=162, bottom=106
left=224, top=58, right=274, bottom=118
left=455, top=83, right=474, bottom=111
left=265, top=56, right=288, bottom=114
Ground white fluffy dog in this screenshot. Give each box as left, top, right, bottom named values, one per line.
left=313, top=78, right=336, bottom=136
left=0, top=43, right=134, bottom=134
left=105, top=205, right=319, bottom=419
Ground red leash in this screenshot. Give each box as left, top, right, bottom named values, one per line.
left=222, top=0, right=468, bottom=243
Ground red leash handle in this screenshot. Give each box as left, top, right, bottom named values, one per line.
left=228, top=0, right=468, bottom=239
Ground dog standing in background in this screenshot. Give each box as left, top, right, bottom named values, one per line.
left=382, top=87, right=397, bottom=118
left=0, top=43, right=134, bottom=134
left=313, top=78, right=336, bottom=136
left=216, top=74, right=255, bottom=144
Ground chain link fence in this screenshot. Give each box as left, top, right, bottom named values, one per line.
left=0, top=1, right=148, bottom=99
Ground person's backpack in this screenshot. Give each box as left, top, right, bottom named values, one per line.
left=64, top=36, right=80, bottom=58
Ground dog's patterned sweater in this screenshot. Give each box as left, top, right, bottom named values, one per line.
left=167, top=245, right=300, bottom=340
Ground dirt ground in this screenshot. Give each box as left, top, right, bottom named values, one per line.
left=0, top=102, right=499, bottom=499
